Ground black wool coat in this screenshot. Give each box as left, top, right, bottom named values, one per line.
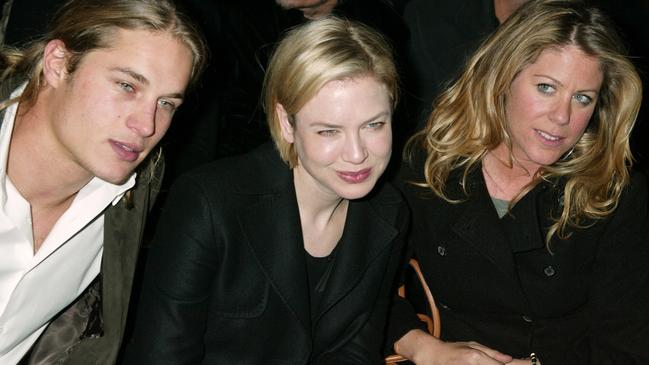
left=124, top=143, right=409, bottom=364
left=389, top=152, right=649, bottom=365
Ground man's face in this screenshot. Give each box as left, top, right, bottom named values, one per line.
left=275, top=0, right=338, bottom=19
left=47, top=28, right=193, bottom=184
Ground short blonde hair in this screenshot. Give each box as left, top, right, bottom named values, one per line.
left=263, top=16, right=398, bottom=167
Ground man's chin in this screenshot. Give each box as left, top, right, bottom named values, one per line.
left=97, top=170, right=135, bottom=186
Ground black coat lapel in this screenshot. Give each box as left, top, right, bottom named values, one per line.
left=315, top=196, right=398, bottom=321
left=238, top=168, right=312, bottom=336
left=450, top=168, right=518, bottom=280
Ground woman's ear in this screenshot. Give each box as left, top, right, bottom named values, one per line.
left=276, top=103, right=295, bottom=143
left=42, top=39, right=69, bottom=88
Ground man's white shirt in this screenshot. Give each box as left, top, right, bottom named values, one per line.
left=0, top=86, right=136, bottom=363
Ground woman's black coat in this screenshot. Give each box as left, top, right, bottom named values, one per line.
left=124, top=143, right=408, bottom=364
left=389, top=153, right=649, bottom=365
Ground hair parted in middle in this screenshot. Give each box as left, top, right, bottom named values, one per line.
left=1, top=0, right=207, bottom=112
left=0, top=0, right=208, bottom=185
left=409, top=0, right=642, bottom=243
left=263, top=16, right=398, bottom=168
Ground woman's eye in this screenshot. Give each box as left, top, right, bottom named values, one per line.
left=573, top=93, right=593, bottom=106
left=317, top=129, right=337, bottom=137
left=366, top=121, right=386, bottom=130
left=537, top=83, right=555, bottom=94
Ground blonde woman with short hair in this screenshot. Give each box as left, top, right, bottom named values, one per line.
left=125, top=17, right=408, bottom=364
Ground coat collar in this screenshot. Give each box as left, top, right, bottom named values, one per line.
left=238, top=177, right=312, bottom=335
left=236, top=144, right=310, bottom=334
left=316, top=194, right=398, bottom=320
left=447, top=165, right=547, bottom=279
left=449, top=166, right=520, bottom=279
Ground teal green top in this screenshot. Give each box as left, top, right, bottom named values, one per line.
left=491, top=197, right=510, bottom=219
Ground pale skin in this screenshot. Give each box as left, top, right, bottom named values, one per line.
left=394, top=46, right=603, bottom=365
left=484, top=45, right=602, bottom=201
left=7, top=29, right=193, bottom=253
left=493, top=0, right=530, bottom=24
left=277, top=76, right=392, bottom=257
left=275, top=0, right=338, bottom=19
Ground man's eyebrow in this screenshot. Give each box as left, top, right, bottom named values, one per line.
left=112, top=67, right=149, bottom=85
left=111, top=67, right=185, bottom=99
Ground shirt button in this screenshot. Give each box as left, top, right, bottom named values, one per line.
left=437, top=245, right=447, bottom=256
left=522, top=315, right=534, bottom=323
left=543, top=265, right=556, bottom=277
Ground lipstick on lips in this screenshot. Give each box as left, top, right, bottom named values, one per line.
left=110, top=139, right=142, bottom=162
left=337, top=168, right=372, bottom=184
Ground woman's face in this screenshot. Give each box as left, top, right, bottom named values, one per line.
left=503, top=45, right=603, bottom=173
left=280, top=76, right=392, bottom=200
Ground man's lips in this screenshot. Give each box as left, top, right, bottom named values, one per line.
left=110, top=140, right=143, bottom=162
left=336, top=168, right=372, bottom=183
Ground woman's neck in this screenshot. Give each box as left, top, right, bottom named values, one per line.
left=482, top=147, right=538, bottom=201
left=293, top=166, right=348, bottom=257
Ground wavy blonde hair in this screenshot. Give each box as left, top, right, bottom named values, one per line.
left=263, top=16, right=398, bottom=167
left=408, top=0, right=642, bottom=244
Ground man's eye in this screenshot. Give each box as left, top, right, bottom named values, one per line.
left=158, top=99, right=176, bottom=111
left=118, top=82, right=134, bottom=93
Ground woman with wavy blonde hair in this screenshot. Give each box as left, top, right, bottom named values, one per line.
left=389, top=0, right=649, bottom=364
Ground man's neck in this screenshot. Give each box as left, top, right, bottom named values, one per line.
left=7, top=100, right=92, bottom=209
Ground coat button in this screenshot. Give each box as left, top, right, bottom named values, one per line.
left=437, top=245, right=447, bottom=256
left=522, top=315, right=534, bottom=323
left=543, top=265, right=556, bottom=277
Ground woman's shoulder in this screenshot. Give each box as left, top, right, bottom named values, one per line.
left=367, top=178, right=406, bottom=206
left=618, top=168, right=649, bottom=209
left=176, top=142, right=288, bottom=189
left=629, top=167, right=649, bottom=190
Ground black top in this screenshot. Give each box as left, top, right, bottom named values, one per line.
left=305, top=246, right=337, bottom=323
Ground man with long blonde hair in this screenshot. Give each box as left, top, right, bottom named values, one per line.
left=0, top=0, right=206, bottom=363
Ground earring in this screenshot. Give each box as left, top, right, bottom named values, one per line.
left=561, top=146, right=575, bottom=161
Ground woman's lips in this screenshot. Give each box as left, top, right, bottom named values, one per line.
left=534, top=129, right=564, bottom=146
left=337, top=168, right=372, bottom=183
